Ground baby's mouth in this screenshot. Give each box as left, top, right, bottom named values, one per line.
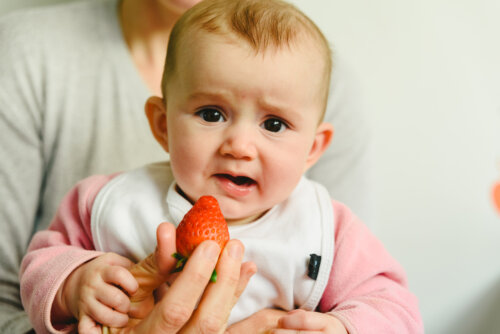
left=215, top=174, right=256, bottom=186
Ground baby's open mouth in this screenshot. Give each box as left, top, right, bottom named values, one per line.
left=216, top=174, right=256, bottom=186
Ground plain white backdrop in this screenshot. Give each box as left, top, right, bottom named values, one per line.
left=1, top=0, right=500, bottom=333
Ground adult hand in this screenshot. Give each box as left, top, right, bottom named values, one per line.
left=108, top=222, right=257, bottom=334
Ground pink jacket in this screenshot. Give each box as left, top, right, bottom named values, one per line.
left=20, top=174, right=423, bottom=333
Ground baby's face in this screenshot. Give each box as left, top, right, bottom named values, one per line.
left=164, top=32, right=330, bottom=224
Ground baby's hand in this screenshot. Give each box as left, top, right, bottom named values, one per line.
left=61, top=253, right=138, bottom=332
left=277, top=309, right=348, bottom=334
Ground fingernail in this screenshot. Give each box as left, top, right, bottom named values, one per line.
left=228, top=242, right=242, bottom=259
left=203, top=242, right=220, bottom=261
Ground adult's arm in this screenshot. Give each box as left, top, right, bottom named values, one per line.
left=319, top=200, right=424, bottom=333
left=0, top=13, right=46, bottom=333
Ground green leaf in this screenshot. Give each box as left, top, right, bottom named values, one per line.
left=210, top=269, right=217, bottom=283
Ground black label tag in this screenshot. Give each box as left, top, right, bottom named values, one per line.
left=307, top=253, right=321, bottom=280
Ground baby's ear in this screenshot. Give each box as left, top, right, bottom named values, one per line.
left=145, top=96, right=169, bottom=153
left=304, top=122, right=334, bottom=171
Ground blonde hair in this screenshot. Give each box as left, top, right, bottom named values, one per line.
left=162, top=0, right=333, bottom=111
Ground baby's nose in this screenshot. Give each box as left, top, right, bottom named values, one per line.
left=219, top=127, right=258, bottom=160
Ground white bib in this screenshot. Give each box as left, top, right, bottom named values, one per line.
left=91, top=162, right=335, bottom=324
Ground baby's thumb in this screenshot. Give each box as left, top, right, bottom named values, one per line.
left=128, top=222, right=177, bottom=318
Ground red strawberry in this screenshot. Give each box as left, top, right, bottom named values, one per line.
left=173, top=196, right=229, bottom=281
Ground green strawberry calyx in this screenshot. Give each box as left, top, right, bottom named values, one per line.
left=171, top=252, right=217, bottom=282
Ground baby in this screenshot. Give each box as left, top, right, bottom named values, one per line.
left=21, top=0, right=423, bottom=333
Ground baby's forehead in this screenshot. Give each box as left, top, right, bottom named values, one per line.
left=179, top=28, right=328, bottom=77
left=170, top=30, right=330, bottom=120
left=186, top=23, right=325, bottom=54
left=186, top=30, right=325, bottom=76
left=163, top=0, right=332, bottom=111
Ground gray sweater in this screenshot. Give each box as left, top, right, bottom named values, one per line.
left=0, top=0, right=371, bottom=332
left=0, top=0, right=165, bottom=331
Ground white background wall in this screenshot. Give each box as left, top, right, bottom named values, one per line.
left=2, top=0, right=500, bottom=333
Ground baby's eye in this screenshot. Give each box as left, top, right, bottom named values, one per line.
left=196, top=108, right=225, bottom=122
left=261, top=118, right=288, bottom=133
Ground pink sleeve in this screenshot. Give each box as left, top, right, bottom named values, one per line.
left=19, top=173, right=118, bottom=334
left=319, top=200, right=424, bottom=334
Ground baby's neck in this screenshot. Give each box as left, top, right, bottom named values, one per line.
left=225, top=211, right=268, bottom=226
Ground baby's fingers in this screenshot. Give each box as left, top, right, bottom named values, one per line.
left=83, top=297, right=129, bottom=328
left=278, top=309, right=322, bottom=330
left=96, top=284, right=131, bottom=314
left=103, top=265, right=138, bottom=296
left=271, top=330, right=320, bottom=334
left=277, top=310, right=347, bottom=334
left=78, top=314, right=102, bottom=334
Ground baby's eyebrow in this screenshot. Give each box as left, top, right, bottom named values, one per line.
left=258, top=98, right=287, bottom=114
left=258, top=98, right=301, bottom=120
left=187, top=91, right=229, bottom=102
left=186, top=91, right=303, bottom=121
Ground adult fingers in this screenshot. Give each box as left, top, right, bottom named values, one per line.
left=155, top=222, right=178, bottom=274
left=128, top=240, right=221, bottom=334
left=231, top=261, right=257, bottom=307
left=181, top=240, right=247, bottom=333
left=129, top=222, right=176, bottom=288
left=128, top=222, right=177, bottom=319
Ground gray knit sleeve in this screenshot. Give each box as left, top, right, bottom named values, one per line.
left=0, top=12, right=45, bottom=334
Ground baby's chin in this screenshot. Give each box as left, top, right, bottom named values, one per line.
left=217, top=195, right=287, bottom=226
